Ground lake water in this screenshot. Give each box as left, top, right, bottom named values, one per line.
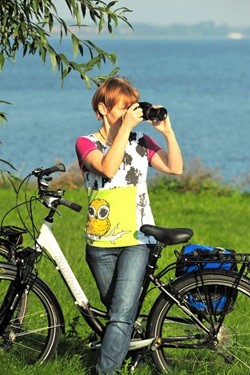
left=0, top=39, right=249, bottom=184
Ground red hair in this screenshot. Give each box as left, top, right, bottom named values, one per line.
left=92, top=77, right=140, bottom=120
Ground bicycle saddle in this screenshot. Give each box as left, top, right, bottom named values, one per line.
left=140, top=224, right=193, bottom=245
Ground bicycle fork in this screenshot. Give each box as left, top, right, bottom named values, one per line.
left=0, top=276, right=28, bottom=336
left=0, top=249, right=36, bottom=335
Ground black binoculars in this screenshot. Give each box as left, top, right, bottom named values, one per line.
left=138, top=102, right=168, bottom=121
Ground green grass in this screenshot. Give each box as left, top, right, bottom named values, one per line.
left=0, top=186, right=250, bottom=374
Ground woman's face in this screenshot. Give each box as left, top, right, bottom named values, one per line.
left=105, top=99, right=131, bottom=128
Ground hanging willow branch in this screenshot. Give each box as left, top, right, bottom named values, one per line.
left=0, top=0, right=133, bottom=88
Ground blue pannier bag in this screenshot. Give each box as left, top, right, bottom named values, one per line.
left=175, top=244, right=237, bottom=315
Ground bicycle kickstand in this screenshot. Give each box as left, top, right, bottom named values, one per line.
left=130, top=350, right=145, bottom=372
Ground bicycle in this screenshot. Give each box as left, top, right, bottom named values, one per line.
left=0, top=163, right=250, bottom=374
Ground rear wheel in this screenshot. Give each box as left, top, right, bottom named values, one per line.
left=0, top=267, right=62, bottom=364
left=147, top=271, right=250, bottom=374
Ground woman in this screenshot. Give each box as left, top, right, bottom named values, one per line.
left=75, top=76, right=182, bottom=374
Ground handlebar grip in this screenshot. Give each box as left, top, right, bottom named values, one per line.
left=33, top=163, right=66, bottom=178
left=59, top=198, right=82, bottom=213
left=41, top=163, right=66, bottom=176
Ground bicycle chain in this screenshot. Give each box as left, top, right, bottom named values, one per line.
left=161, top=329, right=219, bottom=365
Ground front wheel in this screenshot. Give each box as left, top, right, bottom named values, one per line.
left=0, top=266, right=62, bottom=364
left=147, top=270, right=250, bottom=374
left=0, top=243, right=15, bottom=263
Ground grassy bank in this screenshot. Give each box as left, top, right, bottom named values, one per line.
left=0, top=185, right=250, bottom=374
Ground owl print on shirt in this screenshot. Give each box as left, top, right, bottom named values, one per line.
left=86, top=198, right=130, bottom=244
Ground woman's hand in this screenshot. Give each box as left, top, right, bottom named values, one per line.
left=122, top=103, right=143, bottom=130
left=147, top=106, right=173, bottom=135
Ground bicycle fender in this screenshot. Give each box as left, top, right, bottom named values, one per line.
left=0, top=261, right=18, bottom=272
left=0, top=239, right=9, bottom=246
left=0, top=261, right=65, bottom=334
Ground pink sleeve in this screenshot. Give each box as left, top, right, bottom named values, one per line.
left=75, top=137, right=97, bottom=169
left=144, top=134, right=162, bottom=163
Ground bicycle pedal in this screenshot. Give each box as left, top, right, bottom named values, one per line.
left=89, top=332, right=97, bottom=343
left=89, top=340, right=101, bottom=350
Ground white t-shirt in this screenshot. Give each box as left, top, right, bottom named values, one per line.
left=75, top=131, right=161, bottom=247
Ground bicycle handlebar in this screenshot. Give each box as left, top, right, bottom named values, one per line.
left=31, top=163, right=82, bottom=213
left=59, top=198, right=82, bottom=213
left=32, top=163, right=66, bottom=178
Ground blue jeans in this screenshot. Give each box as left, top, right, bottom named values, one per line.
left=86, top=244, right=151, bottom=374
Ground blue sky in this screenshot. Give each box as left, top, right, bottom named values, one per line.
left=55, top=0, right=250, bottom=27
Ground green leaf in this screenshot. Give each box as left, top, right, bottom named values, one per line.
left=48, top=13, right=54, bottom=33
left=0, top=52, right=5, bottom=71
left=109, top=13, right=118, bottom=28
left=107, top=1, right=118, bottom=8
left=36, top=39, right=47, bottom=63
left=59, top=17, right=68, bottom=37
left=108, top=52, right=118, bottom=64
left=13, top=23, right=21, bottom=37
left=0, top=100, right=12, bottom=105
left=80, top=3, right=86, bottom=18
left=78, top=43, right=84, bottom=56
left=37, top=28, right=47, bottom=44
left=61, top=67, right=70, bottom=80
left=109, top=67, right=120, bottom=76
left=89, top=9, right=97, bottom=24
left=70, top=61, right=82, bottom=73
left=47, top=47, right=57, bottom=71
left=32, top=0, right=38, bottom=15
left=73, top=2, right=81, bottom=26
left=58, top=53, right=69, bottom=70
left=84, top=75, right=91, bottom=90
left=0, top=159, right=17, bottom=170
left=0, top=112, right=8, bottom=124
left=71, top=34, right=79, bottom=58
left=108, top=23, right=112, bottom=33
left=98, top=13, right=105, bottom=33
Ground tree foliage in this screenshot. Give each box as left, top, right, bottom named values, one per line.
left=0, top=0, right=132, bottom=174
left=0, top=0, right=132, bottom=90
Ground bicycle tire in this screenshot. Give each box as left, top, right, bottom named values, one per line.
left=0, top=266, right=62, bottom=364
left=147, top=270, right=250, bottom=374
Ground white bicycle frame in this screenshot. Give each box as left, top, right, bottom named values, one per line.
left=35, top=218, right=89, bottom=309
